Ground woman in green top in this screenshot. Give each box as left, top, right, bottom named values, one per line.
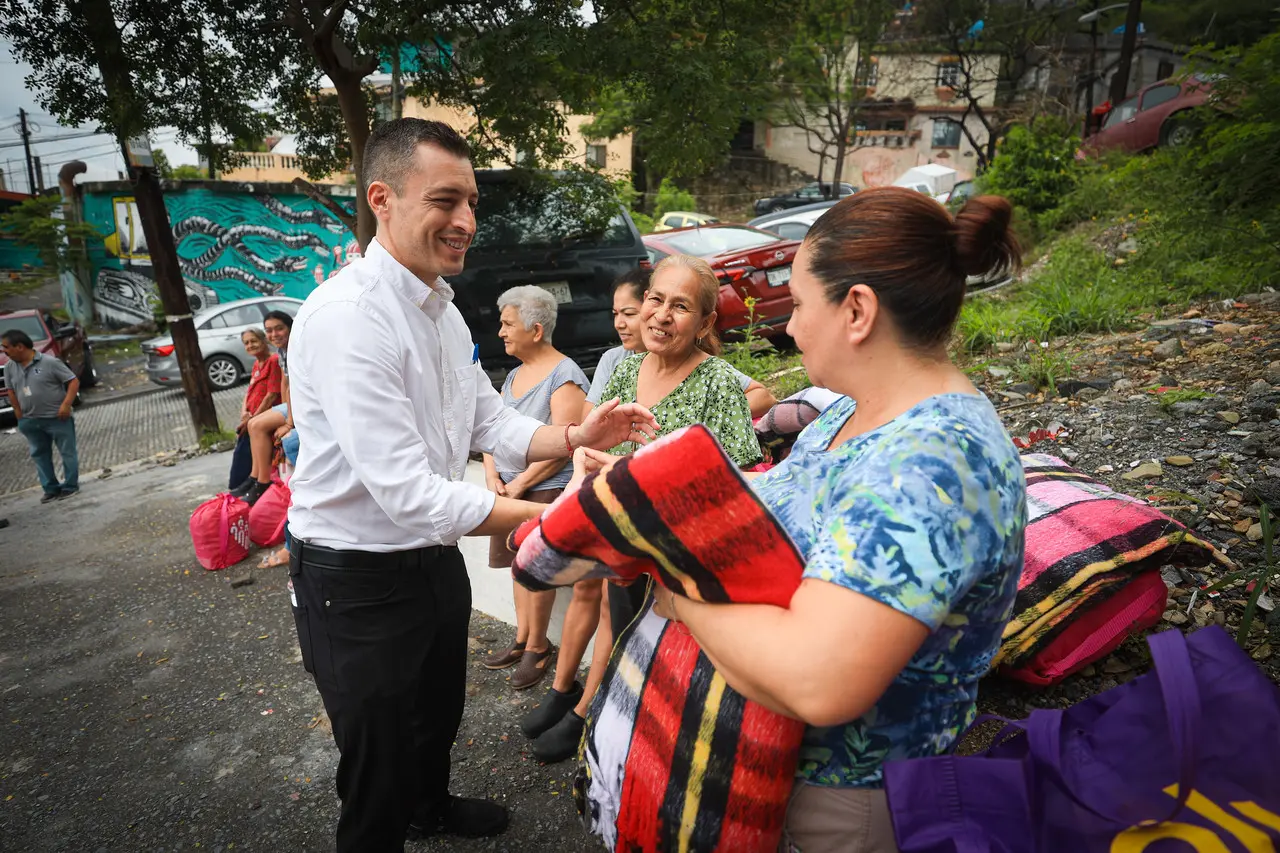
left=599, top=253, right=762, bottom=467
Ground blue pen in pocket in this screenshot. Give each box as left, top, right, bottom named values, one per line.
left=472, top=344, right=480, bottom=364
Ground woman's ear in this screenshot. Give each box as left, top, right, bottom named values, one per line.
left=843, top=284, right=879, bottom=347
left=700, top=310, right=718, bottom=342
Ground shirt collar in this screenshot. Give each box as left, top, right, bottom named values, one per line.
left=366, top=238, right=455, bottom=321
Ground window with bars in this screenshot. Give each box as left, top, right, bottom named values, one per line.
left=586, top=144, right=608, bottom=168
left=936, top=62, right=961, bottom=88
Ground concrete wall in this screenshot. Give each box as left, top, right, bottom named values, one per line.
left=81, top=181, right=357, bottom=327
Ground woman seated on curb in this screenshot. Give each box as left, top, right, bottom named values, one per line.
left=520, top=254, right=762, bottom=761
left=228, top=327, right=281, bottom=490
left=482, top=285, right=590, bottom=691
left=578, top=189, right=1027, bottom=852
left=232, top=310, right=294, bottom=505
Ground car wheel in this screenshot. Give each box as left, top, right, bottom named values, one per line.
left=1161, top=119, right=1196, bottom=148
left=79, top=347, right=99, bottom=388
left=205, top=355, right=240, bottom=390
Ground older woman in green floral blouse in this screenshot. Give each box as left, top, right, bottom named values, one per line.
left=598, top=254, right=762, bottom=467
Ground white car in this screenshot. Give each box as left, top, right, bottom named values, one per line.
left=141, top=296, right=303, bottom=390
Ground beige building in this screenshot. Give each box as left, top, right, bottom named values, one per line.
left=761, top=49, right=1002, bottom=187
left=220, top=93, right=632, bottom=183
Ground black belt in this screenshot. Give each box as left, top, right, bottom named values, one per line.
left=288, top=537, right=447, bottom=571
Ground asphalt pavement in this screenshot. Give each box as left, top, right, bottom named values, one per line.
left=0, top=387, right=243, bottom=497
left=0, top=452, right=597, bottom=852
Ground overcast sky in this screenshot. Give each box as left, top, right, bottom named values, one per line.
left=1, top=38, right=201, bottom=194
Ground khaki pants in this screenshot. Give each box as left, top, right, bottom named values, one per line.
left=779, top=782, right=900, bottom=853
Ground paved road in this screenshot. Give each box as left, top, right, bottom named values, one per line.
left=0, top=387, right=243, bottom=496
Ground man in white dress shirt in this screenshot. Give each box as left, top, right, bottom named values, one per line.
left=285, top=119, right=657, bottom=853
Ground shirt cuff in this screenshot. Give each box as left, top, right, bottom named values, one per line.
left=433, top=483, right=498, bottom=545
left=491, top=413, right=544, bottom=475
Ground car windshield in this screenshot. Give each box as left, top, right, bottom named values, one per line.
left=472, top=173, right=632, bottom=251
left=0, top=315, right=48, bottom=342
left=657, top=227, right=780, bottom=256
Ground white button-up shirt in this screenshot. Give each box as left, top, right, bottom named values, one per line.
left=286, top=239, right=542, bottom=551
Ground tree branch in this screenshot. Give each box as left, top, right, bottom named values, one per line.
left=292, top=177, right=356, bottom=234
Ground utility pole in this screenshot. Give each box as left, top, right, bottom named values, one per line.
left=18, top=108, right=37, bottom=195
left=1109, top=0, right=1142, bottom=106
left=1084, top=0, right=1099, bottom=122
left=75, top=0, right=219, bottom=436
left=32, top=156, right=44, bottom=192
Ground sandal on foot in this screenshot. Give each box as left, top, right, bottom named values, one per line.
left=510, top=645, right=556, bottom=690
left=258, top=548, right=289, bottom=569
left=483, top=640, right=526, bottom=670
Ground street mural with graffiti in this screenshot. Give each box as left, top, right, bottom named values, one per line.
left=82, top=183, right=357, bottom=326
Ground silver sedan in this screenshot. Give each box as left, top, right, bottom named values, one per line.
left=141, top=296, right=303, bottom=390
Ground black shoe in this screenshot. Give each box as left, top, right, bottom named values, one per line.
left=407, top=795, right=510, bottom=840
left=520, top=681, right=583, bottom=739
left=0, top=518, right=9, bottom=529
left=242, top=480, right=271, bottom=506
left=228, top=477, right=255, bottom=498
left=531, top=711, right=585, bottom=764
left=58, top=488, right=79, bottom=500
left=40, top=492, right=60, bottom=504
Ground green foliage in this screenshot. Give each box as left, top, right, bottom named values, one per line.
left=1205, top=502, right=1277, bottom=647
left=1155, top=388, right=1210, bottom=413
left=979, top=118, right=1080, bottom=216
left=199, top=427, right=237, bottom=451
left=0, top=195, right=103, bottom=279
left=171, top=164, right=207, bottom=180
left=1012, top=343, right=1075, bottom=397
left=651, top=179, right=698, bottom=221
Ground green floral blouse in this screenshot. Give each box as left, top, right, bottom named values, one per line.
left=600, top=353, right=762, bottom=468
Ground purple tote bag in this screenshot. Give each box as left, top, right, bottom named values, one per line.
left=885, top=627, right=1280, bottom=853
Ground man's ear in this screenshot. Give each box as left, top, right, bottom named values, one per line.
left=367, top=181, right=393, bottom=220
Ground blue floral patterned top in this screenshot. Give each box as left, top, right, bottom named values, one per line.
left=752, top=393, right=1026, bottom=788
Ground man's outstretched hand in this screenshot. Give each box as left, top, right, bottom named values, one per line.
left=573, top=398, right=658, bottom=452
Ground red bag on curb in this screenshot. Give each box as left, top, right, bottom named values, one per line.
left=248, top=479, right=291, bottom=547
left=190, top=493, right=251, bottom=570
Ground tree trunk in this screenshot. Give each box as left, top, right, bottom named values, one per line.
left=75, top=0, right=217, bottom=436
left=831, top=135, right=847, bottom=191
left=331, top=72, right=375, bottom=249
left=1109, top=0, right=1143, bottom=105
left=390, top=46, right=404, bottom=120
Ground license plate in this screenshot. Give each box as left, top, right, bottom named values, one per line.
left=538, top=281, right=573, bottom=304
left=766, top=266, right=791, bottom=287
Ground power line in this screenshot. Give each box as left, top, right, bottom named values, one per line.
left=0, top=128, right=112, bottom=150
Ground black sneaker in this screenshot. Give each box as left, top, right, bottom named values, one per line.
left=40, top=492, right=60, bottom=504
left=520, top=681, right=583, bottom=739
left=243, top=480, right=271, bottom=506
left=58, top=488, right=79, bottom=500
left=406, top=795, right=510, bottom=840
left=228, top=477, right=255, bottom=498
left=531, top=711, right=585, bottom=764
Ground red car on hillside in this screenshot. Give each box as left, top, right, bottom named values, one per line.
left=1079, top=74, right=1215, bottom=157
left=642, top=225, right=801, bottom=339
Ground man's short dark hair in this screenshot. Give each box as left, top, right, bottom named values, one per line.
left=1, top=329, right=33, bottom=349
left=264, top=310, right=294, bottom=329
left=363, top=119, right=472, bottom=195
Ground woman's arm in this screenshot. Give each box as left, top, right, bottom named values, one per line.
left=482, top=453, right=506, bottom=496
left=744, top=380, right=777, bottom=419
left=506, top=381, right=586, bottom=498
left=657, top=580, right=929, bottom=726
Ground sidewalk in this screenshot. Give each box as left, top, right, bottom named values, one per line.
left=0, top=453, right=598, bottom=852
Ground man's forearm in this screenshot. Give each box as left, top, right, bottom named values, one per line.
left=469, top=494, right=552, bottom=536
left=7, top=391, right=21, bottom=419
left=525, top=422, right=575, bottom=463
left=60, top=379, right=80, bottom=409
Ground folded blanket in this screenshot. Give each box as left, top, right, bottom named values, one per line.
left=511, top=425, right=807, bottom=853
left=995, top=454, right=1232, bottom=668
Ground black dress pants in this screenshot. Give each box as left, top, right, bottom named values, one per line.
left=289, top=538, right=471, bottom=853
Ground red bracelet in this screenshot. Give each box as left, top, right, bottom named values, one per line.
left=564, top=422, right=578, bottom=454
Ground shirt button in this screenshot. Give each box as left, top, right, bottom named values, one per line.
left=325, top=600, right=330, bottom=607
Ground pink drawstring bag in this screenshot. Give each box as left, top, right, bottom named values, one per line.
left=248, top=479, right=291, bottom=547
left=190, top=493, right=251, bottom=570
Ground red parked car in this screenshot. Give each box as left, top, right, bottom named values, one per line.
left=642, top=225, right=800, bottom=339
left=0, top=309, right=96, bottom=421
left=1080, top=74, right=1215, bottom=157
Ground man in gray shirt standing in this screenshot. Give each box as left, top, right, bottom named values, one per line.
left=2, top=329, right=80, bottom=503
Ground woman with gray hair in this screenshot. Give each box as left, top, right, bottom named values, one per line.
left=482, top=285, right=590, bottom=690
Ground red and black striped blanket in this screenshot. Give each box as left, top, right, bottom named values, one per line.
left=511, top=424, right=806, bottom=852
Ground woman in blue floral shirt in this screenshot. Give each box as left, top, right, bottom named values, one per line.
left=640, top=188, right=1029, bottom=852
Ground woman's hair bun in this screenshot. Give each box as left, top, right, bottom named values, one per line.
left=950, top=195, right=1021, bottom=278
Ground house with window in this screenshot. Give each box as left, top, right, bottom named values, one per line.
left=219, top=82, right=630, bottom=183
left=756, top=48, right=1001, bottom=188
